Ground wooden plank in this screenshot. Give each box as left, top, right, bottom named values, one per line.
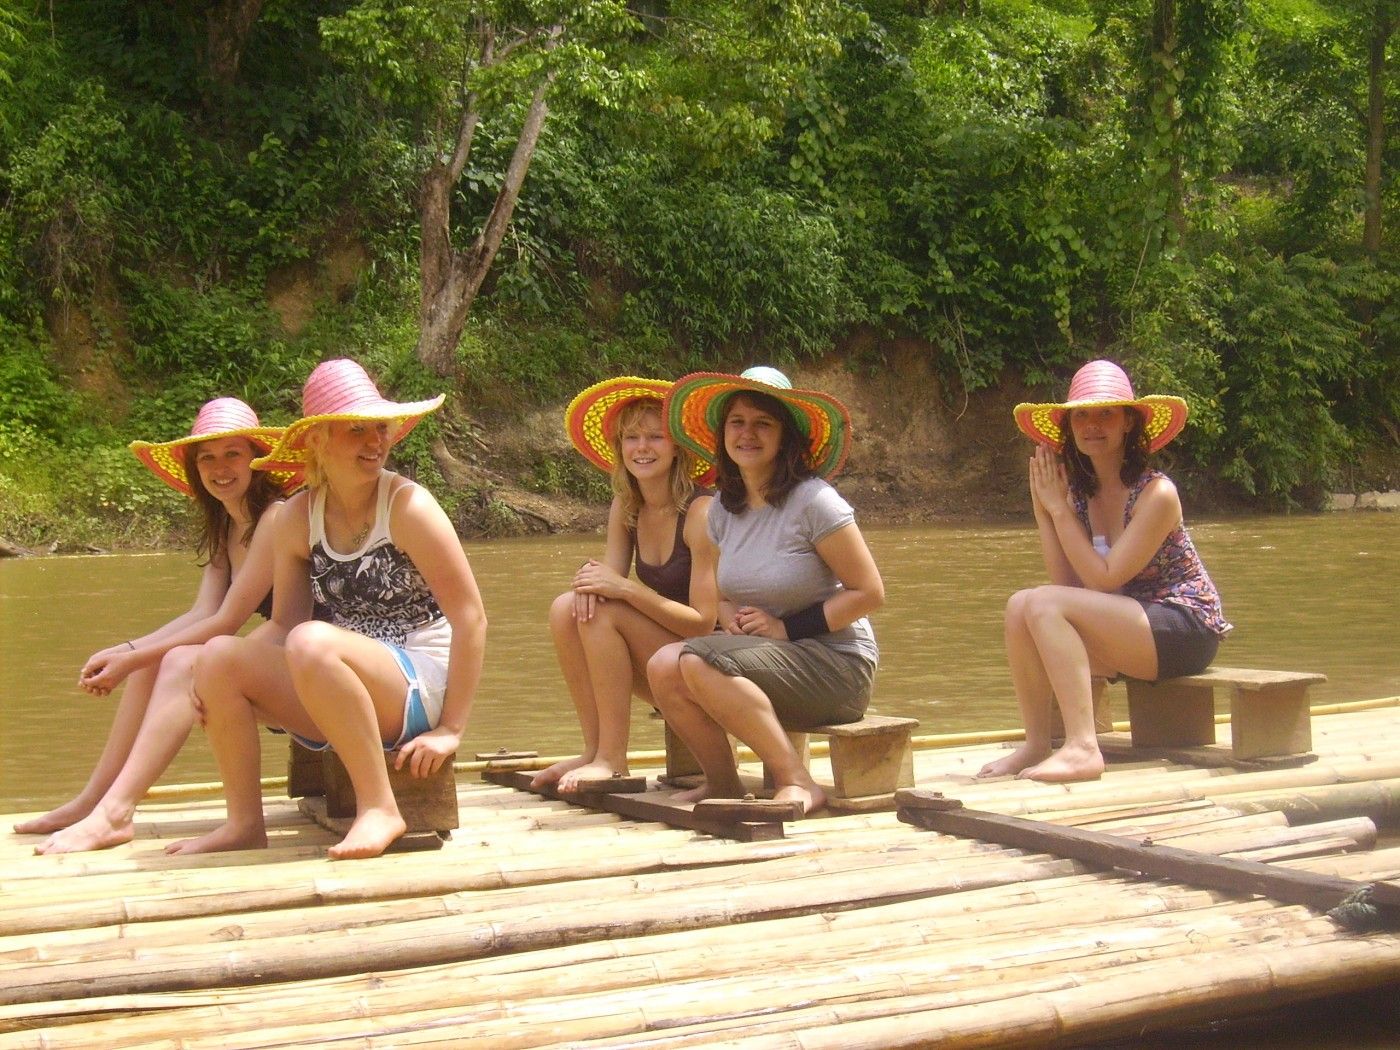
left=482, top=769, right=785, bottom=842
left=896, top=804, right=1400, bottom=911
left=1169, top=666, right=1328, bottom=690
left=810, top=714, right=920, bottom=738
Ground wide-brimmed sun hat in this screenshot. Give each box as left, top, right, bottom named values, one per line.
left=564, top=376, right=712, bottom=481
left=1013, top=359, right=1188, bottom=454
left=252, top=358, right=445, bottom=473
left=665, top=366, right=852, bottom=479
left=130, top=397, right=301, bottom=497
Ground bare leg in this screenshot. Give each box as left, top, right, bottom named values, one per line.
left=978, top=589, right=1056, bottom=778
left=165, top=636, right=313, bottom=855
left=648, top=643, right=739, bottom=804
left=556, top=602, right=679, bottom=793
left=678, top=654, right=825, bottom=815
left=1017, top=587, right=1155, bottom=783
left=283, top=622, right=410, bottom=860
left=37, top=647, right=201, bottom=854
left=532, top=592, right=601, bottom=789
left=14, top=665, right=158, bottom=834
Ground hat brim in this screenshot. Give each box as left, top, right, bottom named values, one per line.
left=250, top=395, right=446, bottom=473
left=131, top=429, right=302, bottom=498
left=1014, top=395, right=1188, bottom=454
left=564, top=377, right=712, bottom=482
left=665, top=372, right=852, bottom=480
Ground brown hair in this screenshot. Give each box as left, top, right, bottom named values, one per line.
left=609, top=399, right=697, bottom=527
left=184, top=438, right=282, bottom=566
left=1063, top=406, right=1150, bottom=499
left=714, top=391, right=815, bottom=513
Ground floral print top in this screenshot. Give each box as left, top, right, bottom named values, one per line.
left=1073, top=469, right=1232, bottom=636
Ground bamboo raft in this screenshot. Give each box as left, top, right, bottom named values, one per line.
left=3, top=698, right=1400, bottom=1048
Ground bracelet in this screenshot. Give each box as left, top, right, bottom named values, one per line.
left=124, top=640, right=136, bottom=651
left=782, top=602, right=829, bottom=641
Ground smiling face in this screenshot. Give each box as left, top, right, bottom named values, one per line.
left=191, top=436, right=258, bottom=511
left=325, top=418, right=392, bottom=474
left=722, top=394, right=784, bottom=471
left=617, top=404, right=678, bottom=482
left=1067, top=404, right=1135, bottom=456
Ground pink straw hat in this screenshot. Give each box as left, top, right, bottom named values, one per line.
left=130, top=397, right=301, bottom=497
left=1013, top=359, right=1188, bottom=453
left=252, top=359, right=445, bottom=473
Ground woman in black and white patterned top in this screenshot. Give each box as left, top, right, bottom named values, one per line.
left=171, top=359, right=487, bottom=861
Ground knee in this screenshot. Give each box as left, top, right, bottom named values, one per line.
left=159, top=644, right=200, bottom=680
left=193, top=636, right=242, bottom=698
left=285, top=620, right=341, bottom=674
left=646, top=644, right=686, bottom=704
left=1005, top=588, right=1035, bottom=628
left=549, top=591, right=577, bottom=633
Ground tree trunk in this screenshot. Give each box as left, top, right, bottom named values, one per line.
left=1152, top=0, right=1186, bottom=242
left=204, top=0, right=265, bottom=90
left=1362, top=11, right=1394, bottom=258
left=412, top=31, right=561, bottom=377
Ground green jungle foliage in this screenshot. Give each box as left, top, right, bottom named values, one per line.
left=0, top=0, right=1396, bottom=543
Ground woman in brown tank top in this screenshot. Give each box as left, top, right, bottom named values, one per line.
left=533, top=378, right=718, bottom=793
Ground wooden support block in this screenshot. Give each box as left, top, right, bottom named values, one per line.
left=322, top=749, right=459, bottom=833
left=663, top=721, right=703, bottom=782
left=572, top=774, right=649, bottom=794
left=474, top=747, right=539, bottom=763
left=1126, top=677, right=1216, bottom=749
left=812, top=713, right=918, bottom=811
left=1229, top=678, right=1316, bottom=760
left=693, top=797, right=803, bottom=823
left=286, top=738, right=325, bottom=798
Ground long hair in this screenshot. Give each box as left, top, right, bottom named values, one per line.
left=1063, top=406, right=1149, bottom=499
left=714, top=391, right=816, bottom=513
left=609, top=399, right=696, bottom=528
left=184, top=438, right=282, bottom=566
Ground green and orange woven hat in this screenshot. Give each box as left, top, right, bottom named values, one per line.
left=130, top=397, right=301, bottom=497
left=1013, top=359, right=1188, bottom=454
left=664, top=366, right=852, bottom=480
left=565, top=376, right=712, bottom=480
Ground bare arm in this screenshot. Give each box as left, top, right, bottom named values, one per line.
left=1044, top=469, right=1181, bottom=593
left=1029, top=449, right=1079, bottom=586
left=389, top=482, right=487, bottom=775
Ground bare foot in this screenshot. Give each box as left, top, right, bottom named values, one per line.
left=671, top=782, right=712, bottom=805
left=35, top=809, right=134, bottom=855
left=165, top=822, right=268, bottom=855
left=976, top=744, right=1052, bottom=779
left=530, top=755, right=590, bottom=790
left=773, top=782, right=826, bottom=817
left=328, top=809, right=407, bottom=860
left=13, top=797, right=97, bottom=835
left=1018, top=742, right=1105, bottom=783
left=557, top=759, right=629, bottom=794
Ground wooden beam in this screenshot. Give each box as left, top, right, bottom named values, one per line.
left=482, top=770, right=785, bottom=842
left=896, top=801, right=1400, bottom=912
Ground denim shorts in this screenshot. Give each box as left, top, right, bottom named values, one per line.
left=290, top=643, right=433, bottom=752
left=680, top=633, right=875, bottom=728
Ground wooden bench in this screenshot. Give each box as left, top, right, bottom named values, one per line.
left=1124, top=666, right=1325, bottom=762
left=664, top=712, right=920, bottom=813
left=286, top=738, right=459, bottom=835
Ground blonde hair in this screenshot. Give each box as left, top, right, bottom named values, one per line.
left=609, top=399, right=697, bottom=528
left=300, top=423, right=332, bottom=490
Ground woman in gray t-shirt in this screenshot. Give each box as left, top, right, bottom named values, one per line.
left=649, top=367, right=885, bottom=816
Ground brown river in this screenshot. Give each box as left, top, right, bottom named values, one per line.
left=1, top=512, right=1398, bottom=1045
left=2, top=513, right=1397, bottom=811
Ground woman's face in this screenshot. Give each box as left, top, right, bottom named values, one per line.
left=193, top=436, right=257, bottom=508
left=1068, top=405, right=1133, bottom=456
left=324, top=419, right=391, bottom=476
left=618, top=408, right=677, bottom=482
left=723, top=394, right=783, bottom=471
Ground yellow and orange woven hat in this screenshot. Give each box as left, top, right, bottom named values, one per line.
left=1013, top=359, right=1188, bottom=453
left=664, top=366, right=852, bottom=480
left=130, top=398, right=301, bottom=497
left=564, top=376, right=711, bottom=480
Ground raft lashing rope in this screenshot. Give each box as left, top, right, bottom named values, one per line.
left=1328, top=885, right=1400, bottom=932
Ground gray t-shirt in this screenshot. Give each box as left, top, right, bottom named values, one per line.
left=709, top=477, right=878, bottom=665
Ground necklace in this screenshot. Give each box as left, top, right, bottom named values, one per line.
left=348, top=521, right=371, bottom=549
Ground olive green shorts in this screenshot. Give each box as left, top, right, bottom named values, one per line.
left=680, top=634, right=875, bottom=728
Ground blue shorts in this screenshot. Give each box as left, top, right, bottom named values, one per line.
left=290, top=644, right=433, bottom=753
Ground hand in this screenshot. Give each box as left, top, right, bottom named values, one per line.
left=1030, top=445, right=1071, bottom=517
left=729, top=605, right=786, bottom=640
left=79, top=649, right=138, bottom=696
left=394, top=726, right=461, bottom=779
left=572, top=559, right=631, bottom=602
left=572, top=588, right=599, bottom=623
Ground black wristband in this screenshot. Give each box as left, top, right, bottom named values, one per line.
left=782, top=602, right=829, bottom=641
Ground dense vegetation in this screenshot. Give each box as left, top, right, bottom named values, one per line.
left=0, top=0, right=1396, bottom=546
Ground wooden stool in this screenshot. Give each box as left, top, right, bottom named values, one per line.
left=288, top=739, right=459, bottom=834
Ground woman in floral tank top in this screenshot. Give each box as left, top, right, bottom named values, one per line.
left=978, top=360, right=1230, bottom=784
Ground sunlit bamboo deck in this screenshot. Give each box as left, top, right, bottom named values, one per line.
left=3, top=699, right=1399, bottom=1049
